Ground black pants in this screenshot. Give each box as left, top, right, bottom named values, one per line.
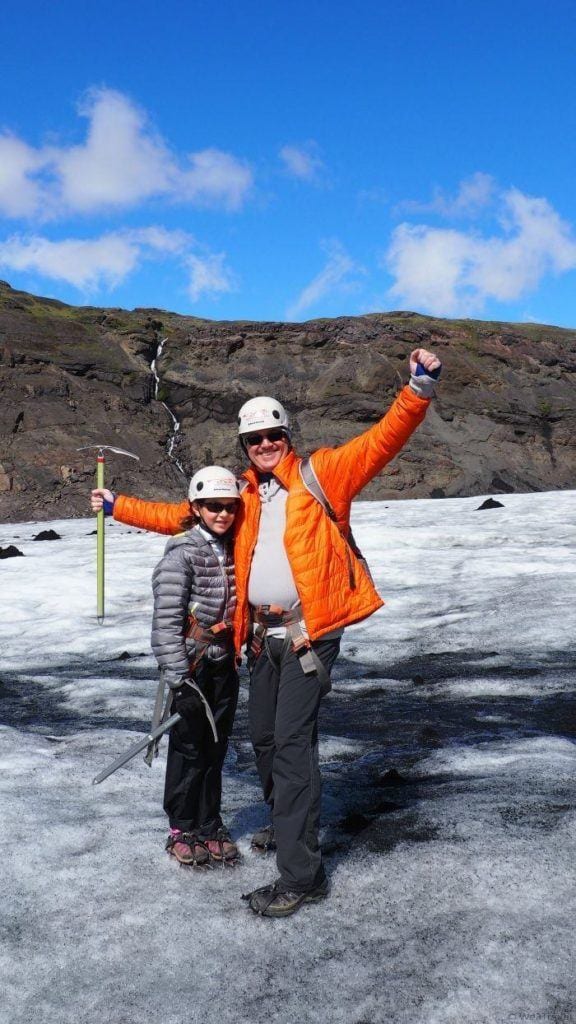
left=248, top=636, right=340, bottom=892
left=163, top=655, right=239, bottom=836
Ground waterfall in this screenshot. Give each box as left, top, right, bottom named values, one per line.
left=150, top=337, right=186, bottom=476
left=150, top=337, right=167, bottom=392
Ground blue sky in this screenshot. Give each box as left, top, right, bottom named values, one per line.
left=1, top=0, right=576, bottom=327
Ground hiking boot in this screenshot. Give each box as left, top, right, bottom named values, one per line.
left=165, top=831, right=210, bottom=867
left=203, top=827, right=240, bottom=865
left=250, top=824, right=276, bottom=853
left=242, top=878, right=329, bottom=917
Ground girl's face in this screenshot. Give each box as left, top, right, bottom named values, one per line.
left=192, top=498, right=239, bottom=536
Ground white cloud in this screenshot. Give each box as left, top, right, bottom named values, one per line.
left=186, top=253, right=236, bottom=302
left=0, top=134, right=48, bottom=218
left=0, top=232, right=142, bottom=289
left=129, top=226, right=191, bottom=254
left=398, top=172, right=496, bottom=219
left=286, top=240, right=364, bottom=319
left=0, top=227, right=236, bottom=303
left=180, top=148, right=253, bottom=210
left=386, top=225, right=474, bottom=314
left=55, top=89, right=172, bottom=212
left=385, top=187, right=576, bottom=316
left=0, top=227, right=224, bottom=295
left=279, top=143, right=324, bottom=182
left=0, top=88, right=254, bottom=219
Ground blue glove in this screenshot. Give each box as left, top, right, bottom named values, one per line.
left=415, top=362, right=442, bottom=380
left=409, top=361, right=442, bottom=398
left=103, top=494, right=116, bottom=516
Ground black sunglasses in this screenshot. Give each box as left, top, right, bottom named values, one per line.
left=198, top=500, right=239, bottom=514
left=244, top=429, right=286, bottom=446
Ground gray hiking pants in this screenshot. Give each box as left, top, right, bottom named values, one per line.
left=248, top=636, right=341, bottom=892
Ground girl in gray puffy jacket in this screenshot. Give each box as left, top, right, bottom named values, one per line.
left=151, top=466, right=240, bottom=867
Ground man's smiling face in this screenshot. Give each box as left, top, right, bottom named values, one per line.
left=244, top=428, right=290, bottom=473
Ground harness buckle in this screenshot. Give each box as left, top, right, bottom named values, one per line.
left=254, top=603, right=286, bottom=627
left=210, top=620, right=231, bottom=635
left=249, top=623, right=266, bottom=659
left=186, top=614, right=231, bottom=641
left=248, top=605, right=331, bottom=692
left=289, top=631, right=309, bottom=653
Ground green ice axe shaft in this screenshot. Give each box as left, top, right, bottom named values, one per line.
left=96, top=452, right=105, bottom=623
left=77, top=445, right=140, bottom=623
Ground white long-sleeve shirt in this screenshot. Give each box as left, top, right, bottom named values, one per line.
left=247, top=475, right=342, bottom=641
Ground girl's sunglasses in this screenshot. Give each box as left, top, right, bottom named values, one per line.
left=198, top=500, right=239, bottom=514
left=244, top=428, right=286, bottom=446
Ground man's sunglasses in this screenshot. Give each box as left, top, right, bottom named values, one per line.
left=243, top=429, right=286, bottom=447
left=198, top=500, right=239, bottom=514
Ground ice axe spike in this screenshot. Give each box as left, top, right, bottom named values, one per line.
left=92, top=713, right=182, bottom=785
left=76, top=444, right=140, bottom=624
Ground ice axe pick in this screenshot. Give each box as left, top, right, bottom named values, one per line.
left=77, top=445, right=140, bottom=623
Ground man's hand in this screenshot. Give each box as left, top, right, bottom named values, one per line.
left=91, top=488, right=115, bottom=514
left=408, top=348, right=442, bottom=398
left=409, top=348, right=442, bottom=378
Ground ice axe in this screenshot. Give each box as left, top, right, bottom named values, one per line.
left=77, top=445, right=140, bottom=624
left=92, top=678, right=218, bottom=785
left=92, top=711, right=182, bottom=784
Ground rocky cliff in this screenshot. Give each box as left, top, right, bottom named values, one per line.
left=1, top=280, right=574, bottom=523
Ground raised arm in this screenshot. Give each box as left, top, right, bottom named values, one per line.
left=115, top=494, right=189, bottom=534
left=91, top=487, right=189, bottom=535
left=312, top=348, right=440, bottom=508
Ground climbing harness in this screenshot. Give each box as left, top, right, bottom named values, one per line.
left=144, top=609, right=233, bottom=765
left=249, top=602, right=330, bottom=691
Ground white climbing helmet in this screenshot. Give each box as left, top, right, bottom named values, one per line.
left=237, top=396, right=290, bottom=436
left=188, top=466, right=240, bottom=502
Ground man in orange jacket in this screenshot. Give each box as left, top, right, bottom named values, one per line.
left=92, top=347, right=441, bottom=916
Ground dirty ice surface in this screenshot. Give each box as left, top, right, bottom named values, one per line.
left=1, top=491, right=575, bottom=1024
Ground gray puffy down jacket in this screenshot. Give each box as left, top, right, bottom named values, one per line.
left=151, top=527, right=236, bottom=686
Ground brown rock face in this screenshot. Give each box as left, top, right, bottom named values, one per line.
left=1, top=280, right=575, bottom=523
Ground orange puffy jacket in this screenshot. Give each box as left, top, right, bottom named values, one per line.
left=114, top=385, right=430, bottom=652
